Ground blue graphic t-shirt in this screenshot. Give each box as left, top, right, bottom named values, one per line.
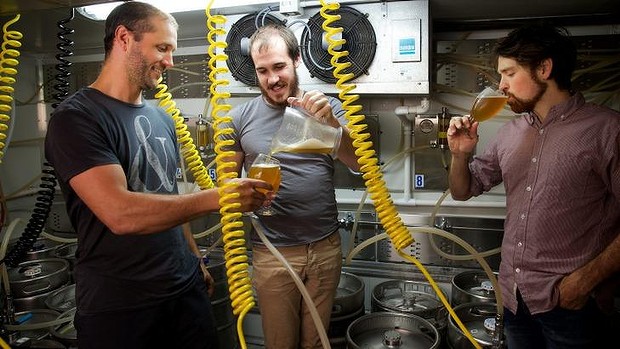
left=45, top=87, right=198, bottom=314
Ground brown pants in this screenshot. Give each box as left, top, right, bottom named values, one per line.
left=252, top=232, right=342, bottom=349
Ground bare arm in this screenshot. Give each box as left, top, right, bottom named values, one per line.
left=183, top=222, right=215, bottom=296
left=69, top=163, right=270, bottom=235
left=335, top=126, right=361, bottom=172
left=446, top=116, right=479, bottom=200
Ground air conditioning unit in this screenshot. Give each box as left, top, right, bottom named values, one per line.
left=217, top=0, right=430, bottom=95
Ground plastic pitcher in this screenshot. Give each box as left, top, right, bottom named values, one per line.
left=271, top=107, right=342, bottom=156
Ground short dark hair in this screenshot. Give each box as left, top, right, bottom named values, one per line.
left=249, top=24, right=300, bottom=62
left=493, top=23, right=577, bottom=91
left=103, top=1, right=178, bottom=58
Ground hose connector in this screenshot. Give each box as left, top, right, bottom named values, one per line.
left=492, top=312, right=505, bottom=348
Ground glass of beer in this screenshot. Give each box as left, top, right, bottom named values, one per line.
left=469, top=87, right=509, bottom=122
left=248, top=153, right=281, bottom=216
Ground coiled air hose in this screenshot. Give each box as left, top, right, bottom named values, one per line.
left=205, top=2, right=256, bottom=349
left=52, top=10, right=74, bottom=108
left=0, top=13, right=69, bottom=347
left=1, top=12, right=61, bottom=268
left=0, top=14, right=22, bottom=163
left=319, top=1, right=482, bottom=348
left=154, top=80, right=215, bottom=190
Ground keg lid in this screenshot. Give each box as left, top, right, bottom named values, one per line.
left=449, top=303, right=497, bottom=346
left=372, top=280, right=444, bottom=319
left=347, top=312, right=439, bottom=349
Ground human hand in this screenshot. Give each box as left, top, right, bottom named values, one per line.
left=558, top=272, right=591, bottom=310
left=287, top=90, right=341, bottom=129
left=447, top=116, right=479, bottom=157
left=223, top=178, right=273, bottom=213
left=200, top=262, right=215, bottom=297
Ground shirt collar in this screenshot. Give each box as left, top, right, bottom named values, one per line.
left=525, top=91, right=585, bottom=126
left=545, top=91, right=585, bottom=122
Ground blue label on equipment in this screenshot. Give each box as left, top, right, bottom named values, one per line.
left=414, top=174, right=424, bottom=188
left=208, top=168, right=217, bottom=181
left=399, top=38, right=415, bottom=55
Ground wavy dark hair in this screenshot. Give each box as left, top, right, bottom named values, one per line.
left=493, top=23, right=577, bottom=91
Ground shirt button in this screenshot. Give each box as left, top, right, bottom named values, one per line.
left=526, top=186, right=532, bottom=192
left=520, top=214, right=526, bottom=220
left=517, top=242, right=523, bottom=247
left=532, top=157, right=537, bottom=163
left=515, top=268, right=521, bottom=273
left=539, top=129, right=544, bottom=135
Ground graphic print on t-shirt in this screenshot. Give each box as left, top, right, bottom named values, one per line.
left=128, top=114, right=176, bottom=193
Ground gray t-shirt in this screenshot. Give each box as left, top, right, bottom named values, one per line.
left=223, top=96, right=346, bottom=246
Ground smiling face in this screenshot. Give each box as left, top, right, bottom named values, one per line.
left=251, top=35, right=300, bottom=107
left=497, top=56, right=547, bottom=114
left=126, top=17, right=177, bottom=91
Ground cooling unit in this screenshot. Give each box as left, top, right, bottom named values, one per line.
left=217, top=0, right=429, bottom=95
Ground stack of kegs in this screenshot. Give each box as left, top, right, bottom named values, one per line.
left=328, top=271, right=365, bottom=349
left=5, top=238, right=77, bottom=347
left=371, top=279, right=447, bottom=347
left=448, top=270, right=501, bottom=348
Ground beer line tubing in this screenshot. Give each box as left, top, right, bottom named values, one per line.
left=320, top=0, right=483, bottom=347
left=205, top=2, right=256, bottom=348
left=0, top=14, right=21, bottom=163
left=154, top=79, right=215, bottom=190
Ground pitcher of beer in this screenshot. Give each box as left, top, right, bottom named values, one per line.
left=270, top=107, right=342, bottom=156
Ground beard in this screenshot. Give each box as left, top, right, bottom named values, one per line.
left=260, top=70, right=300, bottom=107
left=127, top=49, right=160, bottom=91
left=507, top=75, right=547, bottom=114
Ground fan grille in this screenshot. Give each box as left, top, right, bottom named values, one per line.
left=300, top=6, right=377, bottom=83
left=224, top=13, right=286, bottom=86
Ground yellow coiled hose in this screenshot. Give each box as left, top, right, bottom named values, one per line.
left=0, top=14, right=22, bottom=164
left=0, top=14, right=23, bottom=349
left=154, top=78, right=214, bottom=190
left=319, top=1, right=482, bottom=348
left=206, top=2, right=255, bottom=348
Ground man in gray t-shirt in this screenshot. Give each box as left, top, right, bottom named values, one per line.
left=220, top=24, right=360, bottom=348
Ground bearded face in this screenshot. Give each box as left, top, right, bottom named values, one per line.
left=506, top=71, right=548, bottom=114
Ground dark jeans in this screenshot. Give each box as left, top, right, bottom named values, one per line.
left=75, top=274, right=219, bottom=349
left=503, top=290, right=615, bottom=349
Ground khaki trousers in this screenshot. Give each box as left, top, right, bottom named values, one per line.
left=252, top=231, right=342, bottom=349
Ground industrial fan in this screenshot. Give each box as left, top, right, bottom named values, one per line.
left=224, top=12, right=286, bottom=86
left=300, top=6, right=377, bottom=84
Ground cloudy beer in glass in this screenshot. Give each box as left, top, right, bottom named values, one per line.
left=248, top=154, right=280, bottom=215
left=470, top=87, right=509, bottom=122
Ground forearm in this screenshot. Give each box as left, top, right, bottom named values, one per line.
left=575, top=232, right=620, bottom=293
left=102, top=189, right=220, bottom=235
left=337, top=127, right=361, bottom=171
left=183, top=222, right=204, bottom=258
left=449, top=154, right=473, bottom=200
